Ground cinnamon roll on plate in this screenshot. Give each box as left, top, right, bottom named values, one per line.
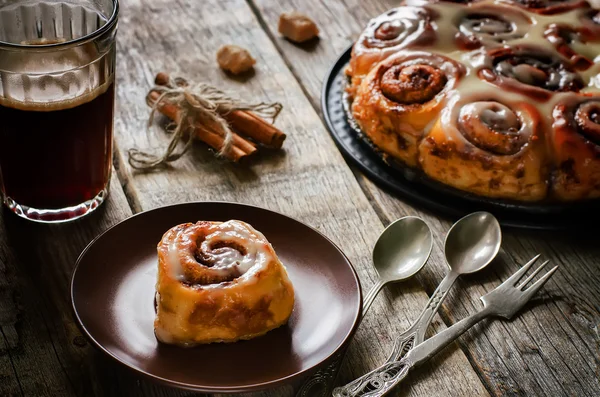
left=155, top=220, right=295, bottom=346
left=340, top=0, right=600, bottom=204
left=71, top=202, right=361, bottom=391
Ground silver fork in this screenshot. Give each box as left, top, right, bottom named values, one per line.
left=333, top=255, right=558, bottom=397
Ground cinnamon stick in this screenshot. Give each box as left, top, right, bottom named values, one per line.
left=147, top=91, right=256, bottom=162
left=224, top=110, right=286, bottom=149
left=154, top=72, right=286, bottom=149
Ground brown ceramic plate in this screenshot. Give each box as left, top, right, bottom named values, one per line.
left=71, top=202, right=362, bottom=393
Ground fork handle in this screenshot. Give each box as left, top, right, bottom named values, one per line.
left=407, top=307, right=491, bottom=367
left=333, top=307, right=492, bottom=397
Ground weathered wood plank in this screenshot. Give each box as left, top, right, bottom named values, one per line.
left=250, top=0, right=600, bottom=395
left=0, top=241, right=25, bottom=397
left=111, top=0, right=488, bottom=395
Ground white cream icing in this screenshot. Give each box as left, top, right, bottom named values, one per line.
left=166, top=220, right=272, bottom=285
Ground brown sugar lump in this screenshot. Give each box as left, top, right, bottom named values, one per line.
left=278, top=12, right=319, bottom=43
left=216, top=45, right=256, bottom=75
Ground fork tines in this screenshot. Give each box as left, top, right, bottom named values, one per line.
left=502, top=254, right=559, bottom=295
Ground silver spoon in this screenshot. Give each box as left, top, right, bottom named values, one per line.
left=335, top=211, right=501, bottom=396
left=295, top=216, right=432, bottom=397
left=362, top=216, right=433, bottom=316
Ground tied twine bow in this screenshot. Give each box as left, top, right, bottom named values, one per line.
left=127, top=76, right=282, bottom=170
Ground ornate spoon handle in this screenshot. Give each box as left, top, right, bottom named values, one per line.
left=333, top=308, right=491, bottom=397
left=386, top=271, right=458, bottom=362
left=333, top=359, right=411, bottom=397
left=337, top=271, right=458, bottom=395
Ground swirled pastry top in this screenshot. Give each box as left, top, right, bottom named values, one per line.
left=348, top=0, right=600, bottom=201
left=164, top=220, right=274, bottom=285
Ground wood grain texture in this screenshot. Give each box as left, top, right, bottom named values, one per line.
left=110, top=0, right=487, bottom=395
left=250, top=0, right=600, bottom=395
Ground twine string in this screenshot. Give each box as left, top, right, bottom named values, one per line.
left=127, top=77, right=282, bottom=170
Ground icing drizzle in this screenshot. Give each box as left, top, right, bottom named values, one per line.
left=165, top=220, right=272, bottom=286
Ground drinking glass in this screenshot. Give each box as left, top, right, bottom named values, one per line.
left=0, top=0, right=119, bottom=222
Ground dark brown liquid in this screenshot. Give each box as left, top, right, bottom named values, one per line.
left=0, top=83, right=114, bottom=210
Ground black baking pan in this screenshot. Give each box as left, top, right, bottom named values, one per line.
left=321, top=45, right=600, bottom=230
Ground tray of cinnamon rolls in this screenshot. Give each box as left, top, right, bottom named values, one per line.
left=322, top=0, right=600, bottom=228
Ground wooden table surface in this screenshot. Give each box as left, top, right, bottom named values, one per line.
left=1, top=0, right=599, bottom=396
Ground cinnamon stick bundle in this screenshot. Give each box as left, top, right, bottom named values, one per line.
left=131, top=72, right=287, bottom=169
left=153, top=72, right=286, bottom=150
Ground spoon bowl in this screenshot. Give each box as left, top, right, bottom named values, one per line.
left=373, top=216, right=433, bottom=282
left=362, top=216, right=433, bottom=317
left=444, top=211, right=502, bottom=274
left=360, top=216, right=432, bottom=315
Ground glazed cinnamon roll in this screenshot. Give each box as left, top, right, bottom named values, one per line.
left=454, top=4, right=531, bottom=50
left=478, top=46, right=584, bottom=101
left=419, top=95, right=548, bottom=201
left=346, top=6, right=437, bottom=95
left=352, top=51, right=464, bottom=167
left=154, top=220, right=295, bottom=346
left=544, top=24, right=594, bottom=70
left=550, top=95, right=600, bottom=200
left=504, top=0, right=588, bottom=15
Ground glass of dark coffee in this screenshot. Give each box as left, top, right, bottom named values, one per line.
left=0, top=0, right=118, bottom=222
